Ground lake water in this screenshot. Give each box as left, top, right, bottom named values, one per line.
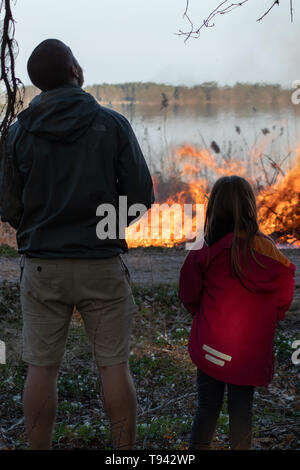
left=110, top=102, right=300, bottom=174
left=1, top=101, right=299, bottom=248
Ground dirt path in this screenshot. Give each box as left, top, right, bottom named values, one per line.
left=0, top=247, right=299, bottom=313
left=0, top=248, right=299, bottom=285
left=123, top=248, right=300, bottom=286
left=0, top=257, right=21, bottom=283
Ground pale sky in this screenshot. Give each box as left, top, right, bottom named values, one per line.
left=12, top=0, right=300, bottom=88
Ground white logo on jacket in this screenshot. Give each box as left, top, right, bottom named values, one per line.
left=203, top=344, right=232, bottom=367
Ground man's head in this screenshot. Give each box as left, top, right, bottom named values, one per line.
left=27, top=39, right=84, bottom=91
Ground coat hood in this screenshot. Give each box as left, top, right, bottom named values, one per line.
left=209, top=232, right=295, bottom=295
left=179, top=230, right=295, bottom=387
left=18, top=84, right=99, bottom=144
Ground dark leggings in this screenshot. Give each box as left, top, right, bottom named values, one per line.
left=190, top=369, right=255, bottom=450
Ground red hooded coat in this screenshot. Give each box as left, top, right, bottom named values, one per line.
left=179, top=233, right=295, bottom=387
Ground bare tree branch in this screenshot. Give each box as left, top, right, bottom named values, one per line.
left=139, top=392, right=197, bottom=418
left=178, top=0, right=294, bottom=41
left=0, top=0, right=24, bottom=161
left=257, top=0, right=279, bottom=22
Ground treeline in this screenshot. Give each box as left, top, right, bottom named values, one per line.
left=23, top=82, right=292, bottom=107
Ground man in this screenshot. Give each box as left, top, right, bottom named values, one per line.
left=0, top=39, right=154, bottom=450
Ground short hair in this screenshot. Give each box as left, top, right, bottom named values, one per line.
left=27, top=39, right=75, bottom=91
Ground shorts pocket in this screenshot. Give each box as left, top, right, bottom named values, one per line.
left=119, top=256, right=132, bottom=286
left=25, top=260, right=58, bottom=279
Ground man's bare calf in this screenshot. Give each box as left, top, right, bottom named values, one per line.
left=23, top=361, right=136, bottom=450
left=99, top=362, right=137, bottom=450
left=23, top=364, right=59, bottom=450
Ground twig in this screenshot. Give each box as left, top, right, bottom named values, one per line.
left=178, top=0, right=293, bottom=41
left=0, top=417, right=24, bottom=435
left=142, top=416, right=156, bottom=449
left=264, top=206, right=286, bottom=227
left=139, top=392, right=197, bottom=418
left=257, top=0, right=279, bottom=22
left=269, top=151, right=292, bottom=185
left=0, top=0, right=24, bottom=161
left=179, top=0, right=250, bottom=41
left=263, top=154, right=285, bottom=177
left=259, top=153, right=271, bottom=186
left=290, top=0, right=294, bottom=22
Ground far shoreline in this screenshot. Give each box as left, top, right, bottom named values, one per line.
left=22, top=82, right=297, bottom=109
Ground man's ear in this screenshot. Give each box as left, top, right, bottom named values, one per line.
left=71, top=64, right=79, bottom=80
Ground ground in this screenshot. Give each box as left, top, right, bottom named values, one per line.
left=0, top=246, right=299, bottom=450
left=1, top=246, right=300, bottom=285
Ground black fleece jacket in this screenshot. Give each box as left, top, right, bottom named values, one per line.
left=0, top=84, right=154, bottom=258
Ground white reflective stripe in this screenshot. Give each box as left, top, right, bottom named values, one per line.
left=203, top=344, right=232, bottom=362
left=205, top=354, right=225, bottom=367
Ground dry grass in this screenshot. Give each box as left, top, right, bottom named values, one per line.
left=0, top=280, right=299, bottom=450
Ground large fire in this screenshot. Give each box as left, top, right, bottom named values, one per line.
left=126, top=144, right=300, bottom=248
left=0, top=143, right=299, bottom=249
left=257, top=152, right=300, bottom=246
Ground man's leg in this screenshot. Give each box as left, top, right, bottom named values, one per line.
left=23, top=364, right=59, bottom=450
left=76, top=256, right=138, bottom=449
left=99, top=362, right=136, bottom=450
left=20, top=259, right=74, bottom=449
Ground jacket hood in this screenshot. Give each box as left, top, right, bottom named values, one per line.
left=210, top=232, right=295, bottom=294
left=18, top=84, right=99, bottom=143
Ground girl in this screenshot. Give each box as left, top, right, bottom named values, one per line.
left=179, top=175, right=295, bottom=450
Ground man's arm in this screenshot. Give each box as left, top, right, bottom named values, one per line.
left=116, top=116, right=154, bottom=225
left=0, top=123, right=24, bottom=230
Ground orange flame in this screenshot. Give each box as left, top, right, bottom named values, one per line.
left=0, top=144, right=299, bottom=249
left=257, top=150, right=300, bottom=246
left=127, top=144, right=300, bottom=248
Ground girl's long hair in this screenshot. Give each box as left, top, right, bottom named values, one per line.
left=204, top=175, right=264, bottom=278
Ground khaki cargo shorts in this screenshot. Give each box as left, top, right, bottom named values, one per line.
left=20, top=255, right=137, bottom=367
